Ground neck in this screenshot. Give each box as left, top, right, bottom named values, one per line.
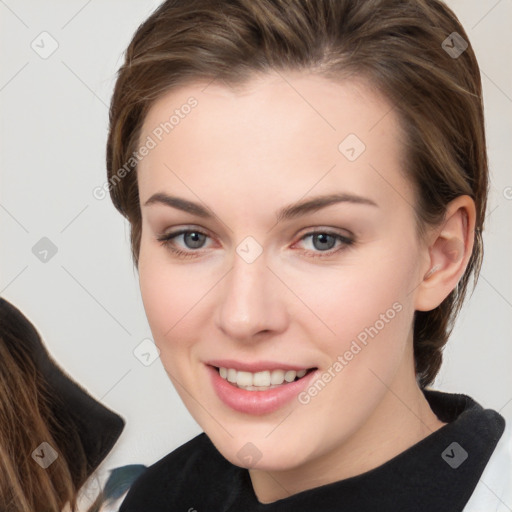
left=248, top=357, right=446, bottom=504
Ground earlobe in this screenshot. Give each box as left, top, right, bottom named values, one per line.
left=415, top=195, right=476, bottom=312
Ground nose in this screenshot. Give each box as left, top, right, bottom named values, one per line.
left=215, top=249, right=288, bottom=343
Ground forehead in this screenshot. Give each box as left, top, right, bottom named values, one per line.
left=137, top=72, right=412, bottom=214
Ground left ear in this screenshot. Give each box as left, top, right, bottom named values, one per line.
left=415, top=195, right=476, bottom=312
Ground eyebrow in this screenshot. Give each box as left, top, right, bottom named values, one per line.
left=143, top=191, right=378, bottom=223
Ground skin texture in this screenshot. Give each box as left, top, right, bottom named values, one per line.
left=136, top=72, right=475, bottom=503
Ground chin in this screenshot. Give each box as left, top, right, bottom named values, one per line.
left=205, top=427, right=316, bottom=472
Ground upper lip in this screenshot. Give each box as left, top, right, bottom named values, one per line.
left=206, top=359, right=315, bottom=373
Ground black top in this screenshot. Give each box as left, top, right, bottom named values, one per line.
left=120, top=389, right=505, bottom=512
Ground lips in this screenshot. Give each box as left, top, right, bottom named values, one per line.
left=206, top=361, right=318, bottom=415
left=207, top=359, right=312, bottom=373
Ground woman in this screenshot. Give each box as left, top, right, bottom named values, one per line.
left=105, top=0, right=510, bottom=510
left=0, top=297, right=126, bottom=511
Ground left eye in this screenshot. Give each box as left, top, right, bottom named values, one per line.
left=295, top=231, right=353, bottom=255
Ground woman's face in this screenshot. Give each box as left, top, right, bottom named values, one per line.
left=136, top=72, right=432, bottom=472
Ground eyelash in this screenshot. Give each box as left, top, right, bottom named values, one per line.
left=156, top=228, right=354, bottom=260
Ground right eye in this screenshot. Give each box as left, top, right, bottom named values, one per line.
left=157, top=228, right=213, bottom=259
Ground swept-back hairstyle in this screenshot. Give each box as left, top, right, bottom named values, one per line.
left=106, top=0, right=488, bottom=387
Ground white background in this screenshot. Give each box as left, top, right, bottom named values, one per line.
left=1, top=0, right=511, bottom=480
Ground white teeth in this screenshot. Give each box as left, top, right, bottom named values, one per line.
left=217, top=367, right=310, bottom=390
left=236, top=371, right=253, bottom=387
left=284, top=370, right=296, bottom=383
left=270, top=369, right=285, bottom=385
left=253, top=371, right=271, bottom=387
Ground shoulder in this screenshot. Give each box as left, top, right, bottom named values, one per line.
left=462, top=417, right=512, bottom=511
left=119, top=433, right=236, bottom=511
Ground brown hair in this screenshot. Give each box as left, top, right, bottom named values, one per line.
left=0, top=336, right=88, bottom=511
left=0, top=297, right=125, bottom=511
left=106, top=0, right=488, bottom=387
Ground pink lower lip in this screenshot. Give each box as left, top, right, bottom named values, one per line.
left=207, top=365, right=318, bottom=415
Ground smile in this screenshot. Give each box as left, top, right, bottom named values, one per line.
left=207, top=363, right=319, bottom=415
left=217, top=367, right=311, bottom=390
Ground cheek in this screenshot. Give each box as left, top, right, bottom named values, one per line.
left=138, top=242, right=199, bottom=355
left=138, top=235, right=228, bottom=377
left=303, top=282, right=410, bottom=381
left=293, top=243, right=417, bottom=349
left=289, top=245, right=420, bottom=408
left=289, top=251, right=418, bottom=433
